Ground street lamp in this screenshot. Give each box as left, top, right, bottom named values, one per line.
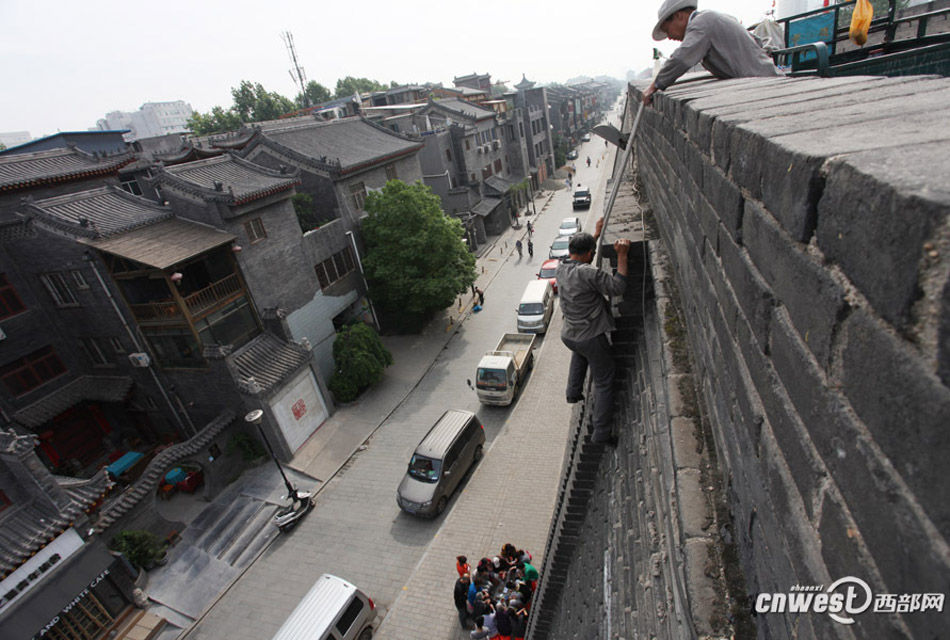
left=245, top=409, right=300, bottom=501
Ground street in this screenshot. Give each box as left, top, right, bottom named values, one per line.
left=178, top=112, right=621, bottom=640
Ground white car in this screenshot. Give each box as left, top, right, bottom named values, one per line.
left=549, top=237, right=570, bottom=259
left=581, top=132, right=591, bottom=142
left=558, top=216, right=582, bottom=237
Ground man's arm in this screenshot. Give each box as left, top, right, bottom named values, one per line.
left=644, top=18, right=712, bottom=104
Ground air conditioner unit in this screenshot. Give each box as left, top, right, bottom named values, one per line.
left=476, top=145, right=483, bottom=154
left=493, top=140, right=500, bottom=150
left=128, top=353, right=151, bottom=368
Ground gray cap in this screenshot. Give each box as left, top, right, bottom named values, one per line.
left=652, top=0, right=697, bottom=40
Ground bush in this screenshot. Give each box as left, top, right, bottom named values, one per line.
left=328, top=323, right=393, bottom=402
left=110, top=530, right=165, bottom=570
left=228, top=431, right=266, bottom=461
left=292, top=193, right=323, bottom=232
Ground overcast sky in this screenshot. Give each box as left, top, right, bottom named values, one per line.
left=1, top=0, right=776, bottom=138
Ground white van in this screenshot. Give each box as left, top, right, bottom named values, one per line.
left=516, top=279, right=555, bottom=334
left=271, top=574, right=376, bottom=640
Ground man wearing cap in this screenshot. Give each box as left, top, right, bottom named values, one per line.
left=643, top=0, right=783, bottom=105
left=556, top=218, right=630, bottom=446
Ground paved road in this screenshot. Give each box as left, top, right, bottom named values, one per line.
left=179, top=114, right=620, bottom=640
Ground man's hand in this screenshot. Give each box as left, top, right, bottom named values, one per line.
left=642, top=82, right=658, bottom=106
left=614, top=238, right=631, bottom=277
left=594, top=216, right=605, bottom=240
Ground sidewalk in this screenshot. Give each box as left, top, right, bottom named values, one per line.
left=286, top=190, right=556, bottom=491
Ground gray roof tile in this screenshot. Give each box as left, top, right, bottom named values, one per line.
left=14, top=376, right=134, bottom=427
left=429, top=99, right=495, bottom=121
left=229, top=333, right=311, bottom=394
left=22, top=186, right=173, bottom=239
left=162, top=154, right=299, bottom=205
left=0, top=147, right=133, bottom=191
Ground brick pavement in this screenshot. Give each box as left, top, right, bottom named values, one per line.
left=374, top=308, right=575, bottom=639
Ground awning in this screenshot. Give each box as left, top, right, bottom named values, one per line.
left=14, top=376, right=133, bottom=428
left=106, top=452, right=144, bottom=477
left=80, top=217, right=236, bottom=270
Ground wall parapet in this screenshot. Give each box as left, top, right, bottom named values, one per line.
left=632, top=75, right=950, bottom=638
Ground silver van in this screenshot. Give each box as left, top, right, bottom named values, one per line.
left=270, top=574, right=375, bottom=640
left=516, top=279, right=554, bottom=334
left=396, top=409, right=485, bottom=518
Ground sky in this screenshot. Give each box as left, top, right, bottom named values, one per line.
left=1, top=0, right=777, bottom=139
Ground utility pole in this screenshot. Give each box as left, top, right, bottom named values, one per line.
left=282, top=31, right=309, bottom=107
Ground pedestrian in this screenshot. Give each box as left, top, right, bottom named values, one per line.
left=454, top=574, right=473, bottom=629
left=555, top=218, right=630, bottom=446
left=476, top=287, right=485, bottom=307
left=527, top=239, right=534, bottom=257
left=642, top=0, right=783, bottom=105
left=515, top=239, right=523, bottom=258
left=457, top=555, right=471, bottom=578
left=495, top=603, right=514, bottom=640
left=526, top=221, right=533, bottom=236
left=511, top=607, right=528, bottom=640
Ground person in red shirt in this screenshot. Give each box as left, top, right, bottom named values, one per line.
left=457, top=555, right=471, bottom=578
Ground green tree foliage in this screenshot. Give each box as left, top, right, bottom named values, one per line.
left=328, top=323, right=393, bottom=402
left=361, top=181, right=477, bottom=331
left=231, top=80, right=295, bottom=122
left=553, top=133, right=568, bottom=168
left=334, top=76, right=386, bottom=99
left=109, top=530, right=165, bottom=570
left=187, top=106, right=243, bottom=135
left=296, top=80, right=332, bottom=108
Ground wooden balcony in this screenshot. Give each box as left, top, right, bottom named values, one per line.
left=129, top=273, right=242, bottom=323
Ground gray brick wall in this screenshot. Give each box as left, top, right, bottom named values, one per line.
left=632, top=76, right=950, bottom=638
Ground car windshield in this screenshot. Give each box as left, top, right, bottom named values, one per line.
left=552, top=239, right=569, bottom=249
left=476, top=367, right=508, bottom=390
left=573, top=191, right=590, bottom=198
left=408, top=454, right=441, bottom=483
left=519, top=302, right=545, bottom=315
left=539, top=266, right=557, bottom=278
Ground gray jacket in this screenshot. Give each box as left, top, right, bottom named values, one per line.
left=556, top=259, right=627, bottom=342
left=655, top=10, right=783, bottom=90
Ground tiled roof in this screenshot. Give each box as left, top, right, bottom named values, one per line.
left=160, top=154, right=299, bottom=205
left=430, top=99, right=495, bottom=121
left=82, top=217, right=236, bottom=270
left=484, top=175, right=516, bottom=195
left=0, top=429, right=114, bottom=577
left=229, top=333, right=312, bottom=395
left=21, top=185, right=172, bottom=239
left=254, top=116, right=422, bottom=175
left=0, top=147, right=134, bottom=192
left=472, top=196, right=502, bottom=217
left=0, top=219, right=36, bottom=243
left=13, top=376, right=134, bottom=428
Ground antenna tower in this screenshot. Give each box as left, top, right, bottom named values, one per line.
left=282, top=31, right=309, bottom=107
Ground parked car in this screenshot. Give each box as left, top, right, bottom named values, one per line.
left=396, top=410, right=485, bottom=518
left=566, top=149, right=579, bottom=160
left=572, top=188, right=591, bottom=210
left=516, top=279, right=555, bottom=334
left=549, top=237, right=570, bottom=259
left=537, top=258, right=560, bottom=293
left=581, top=132, right=591, bottom=142
left=270, top=574, right=376, bottom=640
left=558, top=216, right=582, bottom=237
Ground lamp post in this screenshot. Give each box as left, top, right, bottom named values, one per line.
left=244, top=409, right=299, bottom=501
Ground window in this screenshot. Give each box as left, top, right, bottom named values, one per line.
left=314, top=247, right=356, bottom=290
left=494, top=159, right=502, bottom=173
left=385, top=164, right=398, bottom=181
left=0, top=274, right=26, bottom=319
left=40, top=273, right=78, bottom=306
left=80, top=337, right=111, bottom=366
left=464, top=139, right=471, bottom=151
left=71, top=270, right=89, bottom=290
left=349, top=182, right=366, bottom=211
left=244, top=218, right=266, bottom=243
left=0, top=346, right=67, bottom=396
left=470, top=173, right=476, bottom=183
left=120, top=179, right=142, bottom=196
left=109, top=337, right=126, bottom=354
left=0, top=489, right=10, bottom=513
left=445, top=148, right=452, bottom=162
left=335, top=597, right=365, bottom=635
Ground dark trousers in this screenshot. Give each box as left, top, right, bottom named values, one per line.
left=562, top=333, right=615, bottom=439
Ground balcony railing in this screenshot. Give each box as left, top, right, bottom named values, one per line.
left=129, top=273, right=242, bottom=323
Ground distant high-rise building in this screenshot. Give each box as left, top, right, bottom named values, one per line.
left=96, top=100, right=194, bottom=141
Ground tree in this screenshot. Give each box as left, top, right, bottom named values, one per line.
left=296, top=80, right=331, bottom=108
left=361, top=181, right=477, bottom=331
left=187, top=105, right=243, bottom=135
left=328, top=323, right=393, bottom=402
left=553, top=133, right=568, bottom=168
left=110, top=530, right=165, bottom=570
left=231, top=80, right=295, bottom=122
left=334, top=76, right=385, bottom=99
left=292, top=193, right=323, bottom=232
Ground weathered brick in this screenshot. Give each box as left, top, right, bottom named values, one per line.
left=720, top=230, right=774, bottom=350
left=703, top=162, right=744, bottom=242
left=816, top=141, right=950, bottom=329
left=838, top=309, right=950, bottom=534
left=744, top=200, right=847, bottom=369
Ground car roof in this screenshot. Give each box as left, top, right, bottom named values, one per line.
left=541, top=258, right=559, bottom=268
left=552, top=237, right=569, bottom=245
left=270, top=574, right=360, bottom=640
left=560, top=217, right=578, bottom=224
left=520, top=279, right=550, bottom=303
left=415, top=409, right=476, bottom=458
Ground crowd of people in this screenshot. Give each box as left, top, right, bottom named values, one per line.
left=452, top=543, right=540, bottom=639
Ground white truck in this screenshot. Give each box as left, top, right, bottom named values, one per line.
left=475, top=333, right=536, bottom=406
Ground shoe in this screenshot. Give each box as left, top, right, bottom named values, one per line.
left=566, top=394, right=584, bottom=404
